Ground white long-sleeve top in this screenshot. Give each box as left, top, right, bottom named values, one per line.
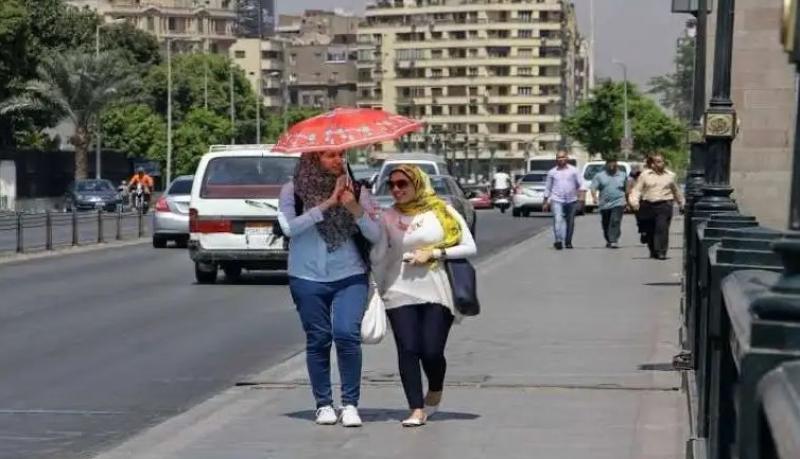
left=371, top=205, right=477, bottom=319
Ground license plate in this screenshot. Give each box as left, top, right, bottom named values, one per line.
left=245, top=222, right=272, bottom=236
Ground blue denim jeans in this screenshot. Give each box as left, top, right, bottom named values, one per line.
left=289, top=274, right=368, bottom=408
left=551, top=200, right=578, bottom=245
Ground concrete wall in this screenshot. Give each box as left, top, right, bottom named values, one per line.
left=728, top=0, right=795, bottom=228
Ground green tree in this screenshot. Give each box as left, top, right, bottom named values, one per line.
left=0, top=51, right=138, bottom=179
left=563, top=80, right=685, bottom=162
left=264, top=106, right=324, bottom=141
left=101, top=104, right=166, bottom=160
left=143, top=53, right=257, bottom=134
left=648, top=36, right=694, bottom=124
left=173, top=108, right=233, bottom=175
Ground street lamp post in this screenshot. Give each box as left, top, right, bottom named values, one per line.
left=166, top=38, right=173, bottom=188
left=695, top=0, right=738, bottom=215
left=93, top=18, right=125, bottom=179
left=612, top=59, right=632, bottom=159
left=229, top=62, right=236, bottom=145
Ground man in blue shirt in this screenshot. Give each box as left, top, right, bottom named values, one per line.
left=591, top=157, right=628, bottom=249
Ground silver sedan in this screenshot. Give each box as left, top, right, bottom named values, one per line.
left=152, top=175, right=193, bottom=248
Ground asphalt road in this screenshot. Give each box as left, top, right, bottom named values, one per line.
left=0, top=209, right=549, bottom=459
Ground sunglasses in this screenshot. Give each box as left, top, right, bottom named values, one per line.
left=386, top=179, right=411, bottom=190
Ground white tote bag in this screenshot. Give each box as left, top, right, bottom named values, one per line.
left=361, top=292, right=387, bottom=345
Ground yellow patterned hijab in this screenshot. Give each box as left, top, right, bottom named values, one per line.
left=391, top=165, right=462, bottom=249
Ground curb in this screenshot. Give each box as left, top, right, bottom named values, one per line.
left=0, top=238, right=151, bottom=266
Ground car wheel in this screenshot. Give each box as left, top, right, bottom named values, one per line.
left=223, top=265, right=242, bottom=282
left=152, top=235, right=167, bottom=249
left=175, top=236, right=189, bottom=249
left=512, top=208, right=521, bottom=218
left=195, top=263, right=218, bottom=284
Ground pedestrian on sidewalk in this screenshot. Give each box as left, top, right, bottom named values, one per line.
left=627, top=163, right=646, bottom=244
left=628, top=153, right=684, bottom=260
left=542, top=150, right=584, bottom=250
left=590, top=156, right=628, bottom=249
left=278, top=151, right=382, bottom=428
left=371, top=165, right=477, bottom=427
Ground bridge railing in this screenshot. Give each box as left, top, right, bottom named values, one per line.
left=684, top=211, right=800, bottom=459
left=0, top=210, right=149, bottom=256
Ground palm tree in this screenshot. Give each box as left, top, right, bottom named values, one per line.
left=0, top=51, right=137, bottom=179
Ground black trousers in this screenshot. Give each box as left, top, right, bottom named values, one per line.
left=600, top=206, right=624, bottom=244
left=386, top=303, right=454, bottom=409
left=639, top=200, right=673, bottom=257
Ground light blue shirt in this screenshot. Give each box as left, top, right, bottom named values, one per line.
left=590, top=169, right=628, bottom=210
left=278, top=181, right=381, bottom=283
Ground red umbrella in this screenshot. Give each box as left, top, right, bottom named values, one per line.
left=271, top=107, right=423, bottom=153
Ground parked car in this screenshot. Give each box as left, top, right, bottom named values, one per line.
left=374, top=174, right=476, bottom=235
left=63, top=179, right=121, bottom=212
left=465, top=185, right=493, bottom=210
left=512, top=172, right=549, bottom=217
left=581, top=160, right=632, bottom=213
left=373, top=152, right=450, bottom=192
left=152, top=175, right=194, bottom=249
left=188, top=145, right=300, bottom=284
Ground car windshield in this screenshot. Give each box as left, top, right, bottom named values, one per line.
left=76, top=180, right=113, bottom=192
left=521, top=173, right=547, bottom=183
left=201, top=156, right=299, bottom=199
left=168, top=179, right=193, bottom=195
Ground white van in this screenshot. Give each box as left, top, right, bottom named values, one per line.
left=188, top=145, right=299, bottom=284
left=374, top=152, right=450, bottom=192
left=581, top=160, right=632, bottom=213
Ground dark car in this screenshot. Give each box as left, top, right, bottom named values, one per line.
left=64, top=179, right=121, bottom=212
left=374, top=174, right=476, bottom=236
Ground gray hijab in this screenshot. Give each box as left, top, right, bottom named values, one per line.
left=293, top=152, right=358, bottom=252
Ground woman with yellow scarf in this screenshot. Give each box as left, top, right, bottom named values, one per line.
left=371, top=165, right=477, bottom=427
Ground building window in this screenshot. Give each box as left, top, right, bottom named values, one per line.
left=431, top=69, right=443, bottom=79
left=432, top=106, right=443, bottom=116
left=518, top=67, right=532, bottom=76
left=469, top=124, right=478, bottom=134
left=519, top=11, right=533, bottom=22
left=498, top=124, right=509, bottom=134
left=519, top=86, right=533, bottom=96
left=517, top=124, right=532, bottom=133
left=518, top=105, right=533, bottom=115
left=234, top=50, right=245, bottom=59
left=431, top=87, right=444, bottom=97
left=147, top=16, right=155, bottom=31
left=168, top=17, right=176, bottom=32
left=468, top=67, right=479, bottom=77
left=518, top=30, right=533, bottom=39
left=469, top=105, right=478, bottom=115
left=518, top=48, right=533, bottom=57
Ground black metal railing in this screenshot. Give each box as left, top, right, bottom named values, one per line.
left=0, top=210, right=150, bottom=256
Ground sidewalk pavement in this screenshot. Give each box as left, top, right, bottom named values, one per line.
left=94, top=215, right=688, bottom=459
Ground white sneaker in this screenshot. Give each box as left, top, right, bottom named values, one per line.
left=340, top=405, right=362, bottom=428
left=315, top=405, right=338, bottom=425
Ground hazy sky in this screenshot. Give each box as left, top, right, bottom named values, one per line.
left=276, top=0, right=687, bottom=89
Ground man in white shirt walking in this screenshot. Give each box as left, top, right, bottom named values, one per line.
left=543, top=150, right=584, bottom=250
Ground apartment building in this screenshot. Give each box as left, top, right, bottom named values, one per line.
left=68, top=0, right=238, bottom=54
left=231, top=10, right=360, bottom=113
left=357, top=0, right=588, bottom=174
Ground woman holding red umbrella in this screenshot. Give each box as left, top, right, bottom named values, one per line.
left=278, top=149, right=381, bottom=428
left=274, top=108, right=423, bottom=427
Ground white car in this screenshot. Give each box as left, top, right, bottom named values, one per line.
left=512, top=172, right=549, bottom=217
left=581, top=160, right=632, bottom=213
left=188, top=145, right=299, bottom=284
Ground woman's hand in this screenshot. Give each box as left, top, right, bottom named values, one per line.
left=340, top=188, right=364, bottom=218
left=320, top=176, right=348, bottom=211
left=410, top=248, right=434, bottom=265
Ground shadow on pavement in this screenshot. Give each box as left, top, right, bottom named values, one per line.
left=284, top=408, right=481, bottom=423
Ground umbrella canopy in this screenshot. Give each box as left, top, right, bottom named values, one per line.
left=271, top=107, right=423, bottom=153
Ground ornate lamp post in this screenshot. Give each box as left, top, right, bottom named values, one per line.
left=695, top=0, right=738, bottom=215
